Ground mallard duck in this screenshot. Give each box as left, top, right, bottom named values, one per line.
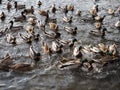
left=29, top=46, right=41, bottom=63
left=0, top=54, right=13, bottom=66
left=63, top=16, right=72, bottom=24
left=75, top=9, right=81, bottom=16
left=0, top=28, right=8, bottom=36
left=94, top=22, right=102, bottom=30
left=37, top=20, right=45, bottom=31
left=52, top=41, right=63, bottom=53
left=14, top=11, right=26, bottom=22
left=108, top=44, right=118, bottom=56
left=7, top=1, right=12, bottom=12
left=6, top=34, right=16, bottom=44
left=10, top=63, right=35, bottom=72
left=89, top=27, right=107, bottom=38
left=90, top=46, right=100, bottom=53
left=38, top=10, right=49, bottom=17
left=42, top=42, right=52, bottom=56
left=64, top=26, right=77, bottom=35
left=24, top=6, right=34, bottom=14
left=73, top=46, right=83, bottom=58
left=43, top=30, right=61, bottom=39
left=58, top=59, right=81, bottom=70
left=115, top=20, right=120, bottom=29
left=67, top=38, right=78, bottom=48
left=98, top=43, right=108, bottom=54
left=19, top=33, right=32, bottom=44
left=14, top=1, right=25, bottom=10
left=38, top=0, right=42, bottom=7
left=67, top=4, right=74, bottom=12
left=89, top=5, right=98, bottom=17
left=59, top=5, right=68, bottom=15
left=49, top=22, right=58, bottom=31
left=26, top=25, right=34, bottom=34
left=50, top=4, right=56, bottom=13
left=94, top=15, right=106, bottom=23
left=9, top=20, right=23, bottom=31
left=0, top=11, right=5, bottom=21
left=107, top=9, right=114, bottom=15
left=28, top=18, right=36, bottom=26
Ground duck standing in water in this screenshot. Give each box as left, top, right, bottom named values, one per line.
left=29, top=46, right=41, bottom=64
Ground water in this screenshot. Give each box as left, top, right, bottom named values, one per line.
left=0, top=0, right=120, bottom=90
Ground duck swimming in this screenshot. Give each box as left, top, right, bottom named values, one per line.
left=107, top=9, right=114, bottom=15
left=67, top=4, right=74, bottom=12
left=37, top=20, right=45, bottom=31
left=9, top=20, right=23, bottom=31
left=38, top=10, right=49, bottom=17
left=24, top=6, right=34, bottom=14
left=63, top=16, right=72, bottom=24
left=26, top=25, right=34, bottom=34
left=115, top=20, right=120, bottom=29
left=64, top=26, right=77, bottom=35
left=7, top=1, right=12, bottom=12
left=73, top=45, right=83, bottom=58
left=14, top=11, right=26, bottom=22
left=94, top=22, right=102, bottom=30
left=0, top=11, right=5, bottom=21
left=6, top=34, right=16, bottom=44
left=50, top=4, right=56, bottom=13
left=38, top=0, right=42, bottom=7
left=29, top=46, right=41, bottom=64
left=52, top=41, right=63, bottom=53
left=14, top=1, right=25, bottom=10
left=49, top=22, right=58, bottom=32
left=28, top=18, right=36, bottom=26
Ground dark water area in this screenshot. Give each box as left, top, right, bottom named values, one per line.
left=0, top=0, right=120, bottom=90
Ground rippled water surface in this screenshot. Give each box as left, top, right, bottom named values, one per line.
left=0, top=0, right=120, bottom=90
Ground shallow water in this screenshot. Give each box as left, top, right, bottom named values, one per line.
left=0, top=0, right=120, bottom=90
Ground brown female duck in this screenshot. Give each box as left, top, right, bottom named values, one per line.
left=6, top=34, right=16, bottom=44
left=0, top=11, right=5, bottom=21
left=49, top=22, right=58, bottom=32
left=7, top=1, right=12, bottom=12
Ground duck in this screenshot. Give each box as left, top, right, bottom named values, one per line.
left=0, top=54, right=13, bottom=66
left=52, top=41, right=63, bottom=53
left=38, top=0, right=42, bottom=7
left=89, top=27, right=107, bottom=38
left=0, top=28, right=8, bottom=36
left=50, top=4, right=56, bottom=13
left=81, top=61, right=93, bottom=72
left=10, top=63, right=36, bottom=72
left=107, top=9, right=114, bottom=15
left=37, top=20, right=45, bottom=31
left=0, top=11, right=5, bottom=21
left=94, top=15, right=106, bottom=23
left=29, top=46, right=41, bottom=64
left=38, top=10, right=49, bottom=18
left=73, top=45, right=83, bottom=58
left=43, top=30, right=61, bottom=39
left=26, top=25, right=34, bottom=34
left=45, top=17, right=57, bottom=24
left=14, top=11, right=26, bottom=22
left=59, top=5, right=68, bottom=15
left=75, top=9, right=81, bottom=16
left=32, top=33, right=40, bottom=41
left=14, top=1, right=25, bottom=10
left=108, top=44, right=118, bottom=56
left=64, top=26, right=77, bottom=35
left=115, top=20, right=120, bottom=29
left=28, top=18, right=36, bottom=26
left=49, top=22, right=58, bottom=32
left=63, top=16, right=72, bottom=24
left=7, top=1, right=12, bottom=12
left=19, top=33, right=33, bottom=44
left=42, top=42, right=52, bottom=57
left=67, top=38, right=78, bottom=48
left=67, top=4, right=74, bottom=12
left=24, top=6, right=34, bottom=14
left=94, top=22, right=102, bottom=30
left=6, top=34, right=16, bottom=44
left=9, top=20, right=23, bottom=31
left=98, top=43, right=108, bottom=55
left=89, top=5, right=98, bottom=18
left=58, top=59, right=81, bottom=70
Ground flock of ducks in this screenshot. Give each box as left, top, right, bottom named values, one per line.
left=0, top=0, right=120, bottom=73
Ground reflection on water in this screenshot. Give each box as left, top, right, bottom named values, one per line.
left=0, top=0, right=120, bottom=90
